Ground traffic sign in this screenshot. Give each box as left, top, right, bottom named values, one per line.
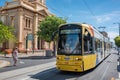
left=27, top=34, right=34, bottom=40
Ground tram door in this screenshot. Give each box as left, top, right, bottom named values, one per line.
left=83, top=28, right=96, bottom=70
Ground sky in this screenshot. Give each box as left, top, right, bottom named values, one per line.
left=0, top=0, right=120, bottom=42
left=46, top=0, right=120, bottom=42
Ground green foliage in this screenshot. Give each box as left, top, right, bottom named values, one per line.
left=114, top=36, right=120, bottom=47
left=0, top=51, right=6, bottom=54
left=0, top=21, right=16, bottom=43
left=37, top=16, right=66, bottom=43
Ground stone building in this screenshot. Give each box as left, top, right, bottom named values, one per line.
left=0, top=0, right=53, bottom=50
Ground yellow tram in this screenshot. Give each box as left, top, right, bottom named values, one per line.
left=53, top=23, right=110, bottom=72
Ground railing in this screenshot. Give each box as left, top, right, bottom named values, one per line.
left=27, top=50, right=53, bottom=56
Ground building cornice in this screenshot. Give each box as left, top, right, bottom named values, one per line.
left=1, top=0, right=49, bottom=16
left=30, top=1, right=48, bottom=10
left=1, top=6, right=48, bottom=17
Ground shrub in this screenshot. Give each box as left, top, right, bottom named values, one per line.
left=4, top=49, right=12, bottom=54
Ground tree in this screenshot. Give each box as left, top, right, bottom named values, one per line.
left=114, top=36, right=120, bottom=47
left=37, top=16, right=66, bottom=48
left=0, top=21, right=16, bottom=44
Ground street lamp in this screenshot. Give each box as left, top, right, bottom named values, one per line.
left=113, top=23, right=120, bottom=36
left=32, top=33, right=35, bottom=54
left=26, top=33, right=28, bottom=54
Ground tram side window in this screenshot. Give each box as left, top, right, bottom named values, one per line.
left=95, top=39, right=100, bottom=52
left=84, top=29, right=93, bottom=54
left=104, top=42, right=106, bottom=53
left=95, top=39, right=97, bottom=52
left=95, top=39, right=103, bottom=54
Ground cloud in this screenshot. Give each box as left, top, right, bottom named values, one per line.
left=107, top=31, right=118, bottom=42
left=96, top=16, right=110, bottom=23
left=94, top=11, right=120, bottom=23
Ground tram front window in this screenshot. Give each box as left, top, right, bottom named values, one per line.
left=58, top=29, right=82, bottom=55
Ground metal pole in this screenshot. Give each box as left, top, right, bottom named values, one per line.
left=113, top=23, right=120, bottom=36
left=119, top=23, right=120, bottom=36
left=26, top=34, right=28, bottom=54
left=32, top=34, right=34, bottom=54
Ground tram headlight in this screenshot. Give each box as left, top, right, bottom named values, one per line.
left=75, top=58, right=81, bottom=61
left=57, top=57, right=61, bottom=60
left=75, top=58, right=79, bottom=60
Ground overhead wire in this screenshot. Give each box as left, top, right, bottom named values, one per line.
left=46, top=2, right=66, bottom=17
left=82, top=0, right=99, bottom=29
left=82, top=0, right=96, bottom=17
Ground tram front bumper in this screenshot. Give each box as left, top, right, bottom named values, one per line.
left=56, top=64, right=84, bottom=72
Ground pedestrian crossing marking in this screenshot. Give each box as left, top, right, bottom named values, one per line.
left=19, top=61, right=25, bottom=64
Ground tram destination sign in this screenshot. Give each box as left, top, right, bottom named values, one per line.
left=60, top=29, right=81, bottom=34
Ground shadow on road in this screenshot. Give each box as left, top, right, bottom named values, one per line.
left=29, top=67, right=94, bottom=80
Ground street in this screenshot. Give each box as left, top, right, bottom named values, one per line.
left=0, top=55, right=56, bottom=72
left=0, top=49, right=120, bottom=80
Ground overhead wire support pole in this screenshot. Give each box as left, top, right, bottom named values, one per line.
left=113, top=23, right=120, bottom=36
left=98, top=26, right=106, bottom=32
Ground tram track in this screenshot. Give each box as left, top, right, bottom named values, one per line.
left=0, top=62, right=55, bottom=80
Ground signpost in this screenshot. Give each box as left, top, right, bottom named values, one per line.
left=27, top=34, right=34, bottom=41
left=26, top=34, right=34, bottom=54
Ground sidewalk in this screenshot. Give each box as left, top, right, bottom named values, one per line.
left=0, top=52, right=54, bottom=69
left=0, top=60, right=10, bottom=68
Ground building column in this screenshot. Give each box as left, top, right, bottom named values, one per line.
left=18, top=8, right=23, bottom=49
left=34, top=13, right=38, bottom=49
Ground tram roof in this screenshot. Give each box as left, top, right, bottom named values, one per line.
left=59, top=22, right=94, bottom=28
left=59, top=23, right=105, bottom=34
left=59, top=22, right=104, bottom=34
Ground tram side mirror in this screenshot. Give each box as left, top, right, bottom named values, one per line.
left=84, top=35, right=88, bottom=40
left=51, top=35, right=54, bottom=41
left=84, top=34, right=91, bottom=40
left=51, top=30, right=58, bottom=41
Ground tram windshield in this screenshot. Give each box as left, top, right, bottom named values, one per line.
left=57, top=25, right=82, bottom=55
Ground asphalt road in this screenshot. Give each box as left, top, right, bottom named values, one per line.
left=24, top=53, right=119, bottom=80
left=1, top=49, right=120, bottom=80
left=0, top=56, right=56, bottom=72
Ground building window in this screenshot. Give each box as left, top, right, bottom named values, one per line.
left=28, top=19, right=30, bottom=28
left=25, top=17, right=31, bottom=28
left=11, top=16, right=14, bottom=27
left=26, top=18, right=27, bottom=28
left=1, top=16, right=5, bottom=23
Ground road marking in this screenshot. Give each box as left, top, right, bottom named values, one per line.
left=19, top=61, right=25, bottom=64
left=118, top=61, right=119, bottom=65
left=89, top=55, right=111, bottom=80
left=118, top=72, right=120, bottom=79
left=21, top=77, right=30, bottom=80
left=117, top=57, right=120, bottom=79
left=100, top=56, right=113, bottom=80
